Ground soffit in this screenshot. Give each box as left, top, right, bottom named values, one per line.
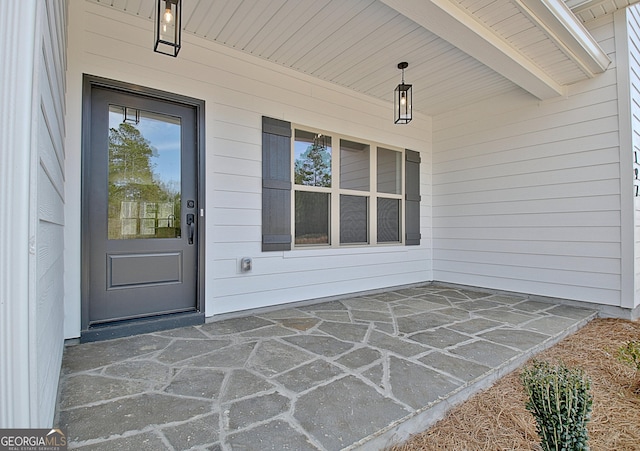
left=566, top=0, right=638, bottom=22
left=85, top=0, right=637, bottom=115
left=456, top=0, right=594, bottom=84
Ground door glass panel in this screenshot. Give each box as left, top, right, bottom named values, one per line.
left=107, top=105, right=181, bottom=240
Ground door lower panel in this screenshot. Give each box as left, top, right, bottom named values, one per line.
left=108, top=252, right=183, bottom=289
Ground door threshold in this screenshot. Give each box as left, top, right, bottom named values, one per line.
left=81, top=311, right=204, bottom=343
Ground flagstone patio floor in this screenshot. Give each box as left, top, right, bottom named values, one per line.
left=55, top=284, right=597, bottom=450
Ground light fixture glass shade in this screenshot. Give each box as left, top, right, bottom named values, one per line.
left=394, top=82, right=412, bottom=124
left=154, top=0, right=182, bottom=57
left=394, top=62, right=412, bottom=124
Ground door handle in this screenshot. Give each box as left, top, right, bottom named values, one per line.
left=186, top=213, right=195, bottom=245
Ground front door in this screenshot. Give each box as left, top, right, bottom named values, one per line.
left=84, top=81, right=201, bottom=330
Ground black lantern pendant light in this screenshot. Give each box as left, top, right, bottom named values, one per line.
left=154, top=0, right=182, bottom=57
left=394, top=62, right=412, bottom=124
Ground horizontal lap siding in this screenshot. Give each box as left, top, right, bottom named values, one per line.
left=68, top=2, right=431, bottom=321
left=212, top=250, right=426, bottom=309
left=36, top=1, right=66, bottom=425
left=433, top=16, right=622, bottom=306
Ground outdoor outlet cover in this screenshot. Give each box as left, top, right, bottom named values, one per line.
left=240, top=257, right=252, bottom=272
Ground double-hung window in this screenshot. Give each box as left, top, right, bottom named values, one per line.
left=292, top=127, right=404, bottom=248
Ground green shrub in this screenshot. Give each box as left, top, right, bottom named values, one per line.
left=521, top=360, right=593, bottom=451
left=616, top=340, right=640, bottom=372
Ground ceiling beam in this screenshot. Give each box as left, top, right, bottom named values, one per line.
left=380, top=0, right=568, bottom=100
left=515, top=0, right=610, bottom=75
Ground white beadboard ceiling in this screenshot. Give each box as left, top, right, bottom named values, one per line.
left=86, top=0, right=638, bottom=115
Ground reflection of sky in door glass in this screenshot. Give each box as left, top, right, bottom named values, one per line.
left=108, top=107, right=181, bottom=187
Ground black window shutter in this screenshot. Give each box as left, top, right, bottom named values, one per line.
left=262, top=116, right=292, bottom=251
left=405, top=149, right=421, bottom=246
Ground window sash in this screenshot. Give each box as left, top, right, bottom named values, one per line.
left=377, top=197, right=401, bottom=243
left=340, top=195, right=368, bottom=244
left=295, top=191, right=330, bottom=245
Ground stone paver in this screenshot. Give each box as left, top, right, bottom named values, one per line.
left=73, top=432, right=170, bottom=451
left=226, top=420, right=319, bottom=451
left=157, top=339, right=232, bottom=364
left=59, top=393, right=211, bottom=442
left=294, top=376, right=408, bottom=450
left=336, top=347, right=382, bottom=370
left=164, top=368, right=226, bottom=398
left=419, top=351, right=491, bottom=382
left=450, top=339, right=520, bottom=367
left=220, top=369, right=275, bottom=402
left=58, top=374, right=150, bottom=409
left=186, top=342, right=256, bottom=368
left=409, top=327, right=472, bottom=348
left=396, top=311, right=453, bottom=333
left=448, top=317, right=502, bottom=334
left=226, top=392, right=290, bottom=429
left=388, top=357, right=461, bottom=409
left=61, top=334, right=173, bottom=374
left=547, top=304, right=597, bottom=320
left=161, top=414, right=219, bottom=450
left=247, top=340, right=314, bottom=376
left=283, top=334, right=354, bottom=357
left=512, top=300, right=554, bottom=313
left=524, top=314, right=581, bottom=334
left=317, top=321, right=369, bottom=343
left=56, top=284, right=597, bottom=450
left=475, top=308, right=537, bottom=325
left=276, top=359, right=343, bottom=393
left=479, top=328, right=550, bottom=351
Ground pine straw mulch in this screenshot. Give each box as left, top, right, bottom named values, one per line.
left=392, top=318, right=640, bottom=451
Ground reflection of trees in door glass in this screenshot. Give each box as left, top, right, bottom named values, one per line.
left=107, top=112, right=181, bottom=240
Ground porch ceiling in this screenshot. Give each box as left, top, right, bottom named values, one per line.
left=88, top=0, right=638, bottom=115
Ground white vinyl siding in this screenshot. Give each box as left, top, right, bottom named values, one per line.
left=0, top=2, right=35, bottom=428
left=0, top=0, right=67, bottom=427
left=432, top=15, right=623, bottom=306
left=35, top=0, right=67, bottom=425
left=65, top=1, right=431, bottom=324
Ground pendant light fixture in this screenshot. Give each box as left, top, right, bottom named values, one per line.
left=394, top=62, right=412, bottom=124
left=154, top=0, right=182, bottom=57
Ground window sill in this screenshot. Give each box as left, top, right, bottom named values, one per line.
left=285, top=244, right=409, bottom=258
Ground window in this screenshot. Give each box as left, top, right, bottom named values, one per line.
left=261, top=116, right=420, bottom=252
left=292, top=127, right=405, bottom=248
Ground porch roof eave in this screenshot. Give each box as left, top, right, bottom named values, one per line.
left=380, top=0, right=611, bottom=101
